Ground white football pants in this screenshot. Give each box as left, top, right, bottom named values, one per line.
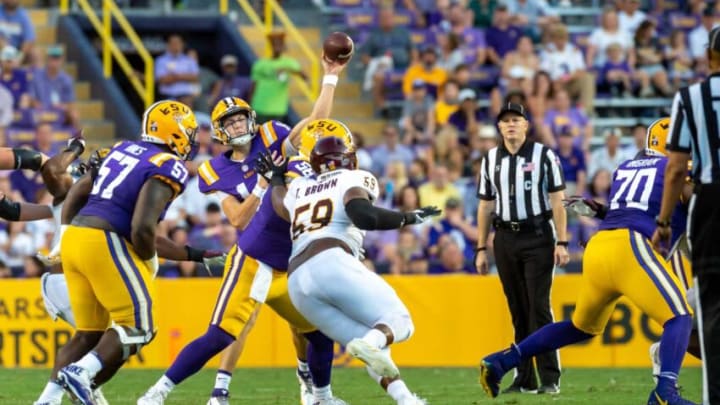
left=288, top=247, right=414, bottom=346
left=40, top=273, right=76, bottom=328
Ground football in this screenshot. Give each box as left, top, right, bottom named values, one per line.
left=322, top=31, right=354, bottom=65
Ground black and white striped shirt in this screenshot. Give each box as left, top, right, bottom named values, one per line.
left=667, top=73, right=720, bottom=184
left=477, top=140, right=565, bottom=222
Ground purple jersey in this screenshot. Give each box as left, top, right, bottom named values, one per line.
left=197, top=120, right=296, bottom=270
left=78, top=141, right=188, bottom=241
left=600, top=156, right=667, bottom=239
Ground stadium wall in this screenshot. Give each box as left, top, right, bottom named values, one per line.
left=0, top=276, right=701, bottom=369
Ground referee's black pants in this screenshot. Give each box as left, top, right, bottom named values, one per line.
left=689, top=184, right=720, bottom=404
left=494, top=224, right=560, bottom=389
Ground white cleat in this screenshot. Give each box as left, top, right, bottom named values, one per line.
left=297, top=370, right=314, bottom=405
left=397, top=394, right=427, bottom=405
left=346, top=339, right=399, bottom=379
left=649, top=341, right=661, bottom=384
left=313, top=398, right=350, bottom=405
left=57, top=365, right=95, bottom=405
left=137, top=387, right=169, bottom=405
left=93, top=387, right=109, bottom=405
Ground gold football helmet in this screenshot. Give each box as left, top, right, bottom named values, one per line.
left=645, top=117, right=670, bottom=157
left=141, top=100, right=198, bottom=160
left=210, top=97, right=257, bottom=146
left=299, top=118, right=355, bottom=158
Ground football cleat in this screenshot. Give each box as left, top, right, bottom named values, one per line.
left=93, top=387, right=109, bottom=405
left=397, top=394, right=428, bottom=405
left=647, top=388, right=698, bottom=405
left=33, top=400, right=62, bottom=405
left=478, top=345, right=520, bottom=398
left=346, top=338, right=399, bottom=379
left=57, top=365, right=96, bottom=405
left=537, top=384, right=560, bottom=395
left=137, top=387, right=169, bottom=405
left=207, top=388, right=230, bottom=405
left=297, top=369, right=314, bottom=405
left=649, top=342, right=661, bottom=384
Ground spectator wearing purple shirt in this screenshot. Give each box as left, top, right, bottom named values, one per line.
left=554, top=126, right=586, bottom=197
left=600, top=42, right=635, bottom=96
left=209, top=54, right=253, bottom=106
left=448, top=88, right=484, bottom=142
left=428, top=235, right=475, bottom=274
left=437, top=2, right=487, bottom=67
left=0, top=0, right=34, bottom=63
left=539, top=88, right=591, bottom=150
left=155, top=34, right=200, bottom=107
left=485, top=5, right=523, bottom=66
left=428, top=197, right=478, bottom=262
left=0, top=45, right=27, bottom=108
left=30, top=46, right=78, bottom=128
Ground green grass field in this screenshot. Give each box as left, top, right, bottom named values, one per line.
left=1, top=367, right=702, bottom=404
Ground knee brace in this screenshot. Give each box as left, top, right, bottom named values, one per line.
left=13, top=148, right=43, bottom=171
left=377, top=313, right=414, bottom=344
left=110, top=324, right=155, bottom=360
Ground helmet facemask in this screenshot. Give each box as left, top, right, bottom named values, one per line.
left=216, top=109, right=256, bottom=146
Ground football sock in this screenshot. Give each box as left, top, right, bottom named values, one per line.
left=214, top=370, right=232, bottom=391
left=657, top=315, right=693, bottom=391
left=517, top=321, right=594, bottom=360
left=37, top=380, right=64, bottom=401
left=166, top=325, right=234, bottom=385
left=154, top=375, right=176, bottom=394
left=362, top=328, right=388, bottom=349
left=304, top=330, right=334, bottom=388
left=387, top=380, right=411, bottom=402
left=76, top=351, right=104, bottom=378
left=313, top=384, right=333, bottom=400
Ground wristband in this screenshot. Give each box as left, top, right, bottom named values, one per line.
left=556, top=241, right=569, bottom=247
left=185, top=245, right=205, bottom=263
left=322, top=74, right=339, bottom=87
left=252, top=184, right=267, bottom=199
left=655, top=216, right=671, bottom=228
left=475, top=246, right=487, bottom=252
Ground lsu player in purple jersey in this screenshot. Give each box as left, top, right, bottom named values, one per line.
left=51, top=100, right=198, bottom=405
left=479, top=117, right=697, bottom=405
left=31, top=147, right=226, bottom=405
left=139, top=57, right=350, bottom=405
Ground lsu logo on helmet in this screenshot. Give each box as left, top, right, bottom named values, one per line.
left=299, top=119, right=355, bottom=158
left=645, top=117, right=670, bottom=157
left=141, top=100, right=198, bottom=160
left=211, top=97, right=257, bottom=146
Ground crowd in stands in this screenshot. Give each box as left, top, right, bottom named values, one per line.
left=1, top=0, right=717, bottom=278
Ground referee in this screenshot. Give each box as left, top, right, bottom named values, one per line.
left=653, top=26, right=720, bottom=405
left=475, top=103, right=569, bottom=394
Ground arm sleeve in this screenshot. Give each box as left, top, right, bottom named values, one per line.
left=666, top=91, right=692, bottom=153
left=345, top=198, right=407, bottom=230
left=476, top=153, right=496, bottom=200
left=544, top=148, right=566, bottom=192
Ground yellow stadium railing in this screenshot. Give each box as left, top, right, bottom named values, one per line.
left=59, top=0, right=155, bottom=109
left=220, top=0, right=319, bottom=101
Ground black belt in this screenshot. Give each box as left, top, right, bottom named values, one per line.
left=493, top=214, right=552, bottom=233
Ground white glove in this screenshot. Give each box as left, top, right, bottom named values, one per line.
left=202, top=253, right=228, bottom=275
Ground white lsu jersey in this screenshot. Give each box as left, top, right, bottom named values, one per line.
left=284, top=168, right=380, bottom=260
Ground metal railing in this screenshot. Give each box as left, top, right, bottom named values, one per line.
left=220, top=0, right=319, bottom=101
left=60, top=0, right=155, bottom=108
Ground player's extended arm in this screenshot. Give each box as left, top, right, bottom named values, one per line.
left=0, top=192, right=53, bottom=221
left=286, top=57, right=347, bottom=150
left=343, top=187, right=441, bottom=230
left=40, top=137, right=86, bottom=203
left=155, top=235, right=226, bottom=267
left=221, top=180, right=267, bottom=230
left=61, top=174, right=94, bottom=224
left=131, top=178, right=176, bottom=260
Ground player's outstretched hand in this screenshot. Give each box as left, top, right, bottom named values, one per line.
left=563, top=196, right=603, bottom=217
left=321, top=52, right=348, bottom=76
left=201, top=250, right=227, bottom=275
left=255, top=151, right=287, bottom=186
left=404, top=206, right=442, bottom=225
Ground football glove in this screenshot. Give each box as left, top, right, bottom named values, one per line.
left=255, top=151, right=287, bottom=186
left=186, top=246, right=227, bottom=275
left=403, top=206, right=442, bottom=225
left=563, top=196, right=606, bottom=218
left=64, top=131, right=86, bottom=155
